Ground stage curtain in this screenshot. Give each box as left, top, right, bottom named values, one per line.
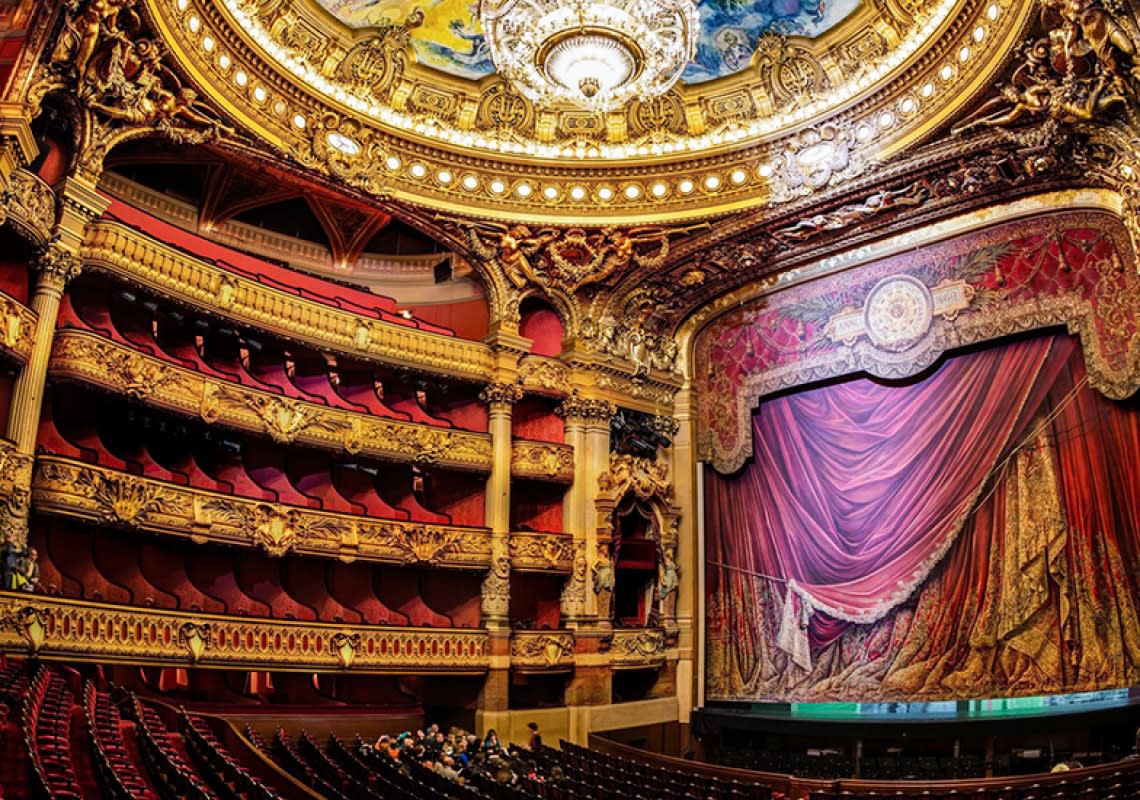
left=706, top=334, right=1140, bottom=701
left=707, top=336, right=1068, bottom=668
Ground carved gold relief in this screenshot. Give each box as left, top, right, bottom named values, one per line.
left=610, top=628, right=669, bottom=664
left=510, top=631, right=575, bottom=668
left=0, top=292, right=35, bottom=364
left=50, top=330, right=494, bottom=472
left=510, top=441, right=574, bottom=484
left=33, top=456, right=494, bottom=568
left=0, top=593, right=489, bottom=671
left=4, top=169, right=56, bottom=245
left=509, top=532, right=575, bottom=573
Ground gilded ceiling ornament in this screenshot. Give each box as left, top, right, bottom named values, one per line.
left=773, top=181, right=931, bottom=244
left=768, top=123, right=866, bottom=203
left=460, top=221, right=704, bottom=297
left=953, top=0, right=1140, bottom=137
left=31, top=0, right=232, bottom=182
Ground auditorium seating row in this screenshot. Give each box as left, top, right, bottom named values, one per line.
left=39, top=388, right=484, bottom=524
left=31, top=523, right=483, bottom=626
left=103, top=200, right=454, bottom=336
left=59, top=275, right=478, bottom=430
left=22, top=667, right=84, bottom=800
left=549, top=739, right=772, bottom=800
left=6, top=661, right=1138, bottom=800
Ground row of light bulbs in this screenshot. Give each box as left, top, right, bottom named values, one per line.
left=179, top=0, right=1003, bottom=206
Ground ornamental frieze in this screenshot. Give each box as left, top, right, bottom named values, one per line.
left=517, top=357, right=570, bottom=397
left=508, top=532, right=575, bottom=573
left=81, top=220, right=495, bottom=381
left=510, top=631, right=575, bottom=669
left=32, top=456, right=493, bottom=568
left=0, top=593, right=489, bottom=673
left=509, top=441, right=574, bottom=484
left=50, top=329, right=494, bottom=473
left=695, top=211, right=1140, bottom=473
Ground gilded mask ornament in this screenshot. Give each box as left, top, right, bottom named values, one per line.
left=331, top=631, right=362, bottom=669
left=178, top=621, right=211, bottom=663
left=252, top=504, right=300, bottom=556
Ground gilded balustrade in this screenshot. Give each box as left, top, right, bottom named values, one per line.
left=0, top=592, right=489, bottom=672
left=81, top=220, right=495, bottom=381
left=51, top=329, right=577, bottom=482
left=50, top=329, right=493, bottom=473
left=32, top=455, right=494, bottom=566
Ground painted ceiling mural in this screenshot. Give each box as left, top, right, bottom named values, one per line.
left=315, top=0, right=861, bottom=82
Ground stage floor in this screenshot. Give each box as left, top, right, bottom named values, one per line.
left=697, top=688, right=1140, bottom=736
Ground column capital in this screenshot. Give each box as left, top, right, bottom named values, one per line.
left=480, top=381, right=524, bottom=408
left=35, top=241, right=82, bottom=292
left=556, top=393, right=617, bottom=424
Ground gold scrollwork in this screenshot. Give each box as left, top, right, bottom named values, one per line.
left=0, top=593, right=489, bottom=672
left=33, top=456, right=493, bottom=568
left=509, top=532, right=574, bottom=573
left=510, top=441, right=574, bottom=483
left=510, top=631, right=575, bottom=667
left=50, top=330, right=493, bottom=472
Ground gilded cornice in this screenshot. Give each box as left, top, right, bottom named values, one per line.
left=81, top=219, right=495, bottom=380
left=509, top=441, right=574, bottom=485
left=50, top=329, right=494, bottom=473
left=0, top=291, right=37, bottom=364
left=510, top=630, right=575, bottom=670
left=33, top=455, right=494, bottom=566
left=142, top=0, right=1030, bottom=223
left=3, top=169, right=56, bottom=246
left=508, top=531, right=575, bottom=573
left=0, top=592, right=489, bottom=672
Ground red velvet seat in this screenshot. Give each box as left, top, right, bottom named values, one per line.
left=289, top=451, right=365, bottom=514
left=234, top=557, right=317, bottom=621
left=139, top=543, right=226, bottom=614
left=186, top=555, right=272, bottom=617
left=333, top=465, right=409, bottom=520
left=280, top=560, right=363, bottom=623
left=333, top=360, right=410, bottom=420
left=243, top=442, right=318, bottom=508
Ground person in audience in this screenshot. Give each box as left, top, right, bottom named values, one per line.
left=527, top=721, right=543, bottom=751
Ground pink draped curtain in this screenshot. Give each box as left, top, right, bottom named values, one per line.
left=707, top=336, right=1075, bottom=663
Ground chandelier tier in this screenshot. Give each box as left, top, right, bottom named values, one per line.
left=479, top=0, right=699, bottom=112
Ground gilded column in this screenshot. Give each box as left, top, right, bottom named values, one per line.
left=2, top=177, right=108, bottom=552
left=556, top=395, right=616, bottom=626
left=478, top=381, right=523, bottom=628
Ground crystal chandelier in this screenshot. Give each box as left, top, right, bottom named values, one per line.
left=479, top=0, right=698, bottom=112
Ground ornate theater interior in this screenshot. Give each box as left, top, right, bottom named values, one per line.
left=0, top=0, right=1138, bottom=797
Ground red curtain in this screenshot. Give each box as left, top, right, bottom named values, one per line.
left=706, top=334, right=1140, bottom=700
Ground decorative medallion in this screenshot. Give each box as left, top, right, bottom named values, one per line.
left=862, top=274, right=935, bottom=351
